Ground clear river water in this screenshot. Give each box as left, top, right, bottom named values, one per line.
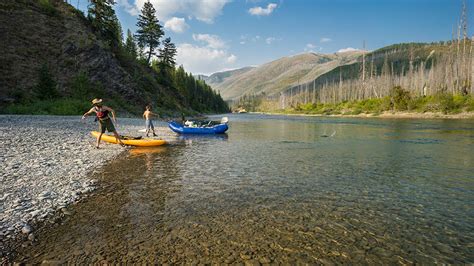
left=13, top=114, right=474, bottom=264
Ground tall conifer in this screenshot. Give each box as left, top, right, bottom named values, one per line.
left=135, top=1, right=163, bottom=64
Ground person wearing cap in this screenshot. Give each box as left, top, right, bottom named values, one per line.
left=82, top=98, right=125, bottom=148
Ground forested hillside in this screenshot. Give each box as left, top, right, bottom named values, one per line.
left=235, top=39, right=473, bottom=114
left=206, top=52, right=363, bottom=101
left=0, top=0, right=228, bottom=115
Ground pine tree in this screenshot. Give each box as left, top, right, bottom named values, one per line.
left=135, top=1, right=164, bottom=64
left=88, top=0, right=122, bottom=48
left=35, top=64, right=59, bottom=100
left=124, top=29, right=138, bottom=58
left=158, top=37, right=177, bottom=68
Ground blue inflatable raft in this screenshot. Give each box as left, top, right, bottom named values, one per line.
left=168, top=120, right=229, bottom=134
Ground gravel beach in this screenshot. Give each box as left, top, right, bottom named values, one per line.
left=0, top=115, right=174, bottom=257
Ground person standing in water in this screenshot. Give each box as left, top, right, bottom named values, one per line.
left=143, top=105, right=158, bottom=137
left=82, top=98, right=125, bottom=148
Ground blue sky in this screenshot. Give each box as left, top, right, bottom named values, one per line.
left=75, top=0, right=471, bottom=75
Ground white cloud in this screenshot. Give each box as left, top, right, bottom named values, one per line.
left=265, top=37, right=276, bottom=44
left=164, top=17, right=189, bottom=33
left=265, top=37, right=281, bottom=44
left=116, top=0, right=139, bottom=16
left=192, top=34, right=226, bottom=49
left=240, top=41, right=246, bottom=45
left=227, top=54, right=237, bottom=63
left=176, top=43, right=237, bottom=75
left=320, top=37, right=332, bottom=43
left=304, top=43, right=323, bottom=52
left=248, top=3, right=277, bottom=16
left=337, top=47, right=360, bottom=53
left=127, top=0, right=230, bottom=23
left=252, top=35, right=261, bottom=42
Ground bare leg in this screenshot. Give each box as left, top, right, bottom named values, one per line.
left=96, top=133, right=103, bottom=148
left=113, top=131, right=125, bottom=146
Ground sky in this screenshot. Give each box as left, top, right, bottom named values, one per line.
left=74, top=0, right=472, bottom=75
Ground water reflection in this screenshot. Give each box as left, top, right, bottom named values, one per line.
left=12, top=114, right=474, bottom=264
left=177, top=133, right=229, bottom=142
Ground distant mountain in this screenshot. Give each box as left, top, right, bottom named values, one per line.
left=283, top=42, right=450, bottom=95
left=202, top=66, right=255, bottom=85
left=207, top=51, right=363, bottom=100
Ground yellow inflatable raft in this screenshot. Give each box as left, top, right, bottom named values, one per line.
left=91, top=131, right=166, bottom=147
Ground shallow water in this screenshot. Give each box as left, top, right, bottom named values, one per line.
left=13, top=114, right=474, bottom=263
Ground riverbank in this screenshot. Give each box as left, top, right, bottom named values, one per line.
left=0, top=115, right=174, bottom=260
left=253, top=111, right=474, bottom=119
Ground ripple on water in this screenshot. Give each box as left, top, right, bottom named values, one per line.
left=10, top=115, right=474, bottom=264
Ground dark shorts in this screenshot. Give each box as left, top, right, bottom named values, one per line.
left=99, top=118, right=115, bottom=133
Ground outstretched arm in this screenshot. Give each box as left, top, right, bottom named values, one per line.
left=82, top=108, right=95, bottom=119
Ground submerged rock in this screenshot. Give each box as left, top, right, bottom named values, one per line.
left=21, top=225, right=32, bottom=235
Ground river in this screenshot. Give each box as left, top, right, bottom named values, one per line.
left=13, top=114, right=474, bottom=264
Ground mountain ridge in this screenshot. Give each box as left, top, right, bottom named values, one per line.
left=206, top=51, right=364, bottom=100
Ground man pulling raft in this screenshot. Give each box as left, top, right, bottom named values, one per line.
left=82, top=98, right=125, bottom=148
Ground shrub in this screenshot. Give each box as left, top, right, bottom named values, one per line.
left=466, top=96, right=474, bottom=112
left=408, top=96, right=429, bottom=112
left=380, top=96, right=392, bottom=111
left=70, top=72, right=104, bottom=100
left=351, top=108, right=362, bottom=115
left=389, top=86, right=411, bottom=111
left=34, top=64, right=59, bottom=100
left=357, top=98, right=384, bottom=113
left=435, top=93, right=456, bottom=114
left=453, top=94, right=468, bottom=107
left=297, top=103, right=316, bottom=111
left=38, top=0, right=58, bottom=16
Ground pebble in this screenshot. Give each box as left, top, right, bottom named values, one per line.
left=73, top=250, right=85, bottom=256
left=240, top=251, right=253, bottom=260
left=0, top=115, right=166, bottom=251
left=21, top=225, right=32, bottom=234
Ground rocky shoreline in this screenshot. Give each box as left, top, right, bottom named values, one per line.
left=0, top=115, right=172, bottom=260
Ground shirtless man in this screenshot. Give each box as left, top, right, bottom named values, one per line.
left=143, top=105, right=158, bottom=137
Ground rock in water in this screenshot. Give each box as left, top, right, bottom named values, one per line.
left=21, top=225, right=32, bottom=234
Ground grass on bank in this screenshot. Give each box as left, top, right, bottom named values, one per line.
left=2, top=99, right=91, bottom=115
left=1, top=98, right=198, bottom=117
left=283, top=92, right=474, bottom=116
